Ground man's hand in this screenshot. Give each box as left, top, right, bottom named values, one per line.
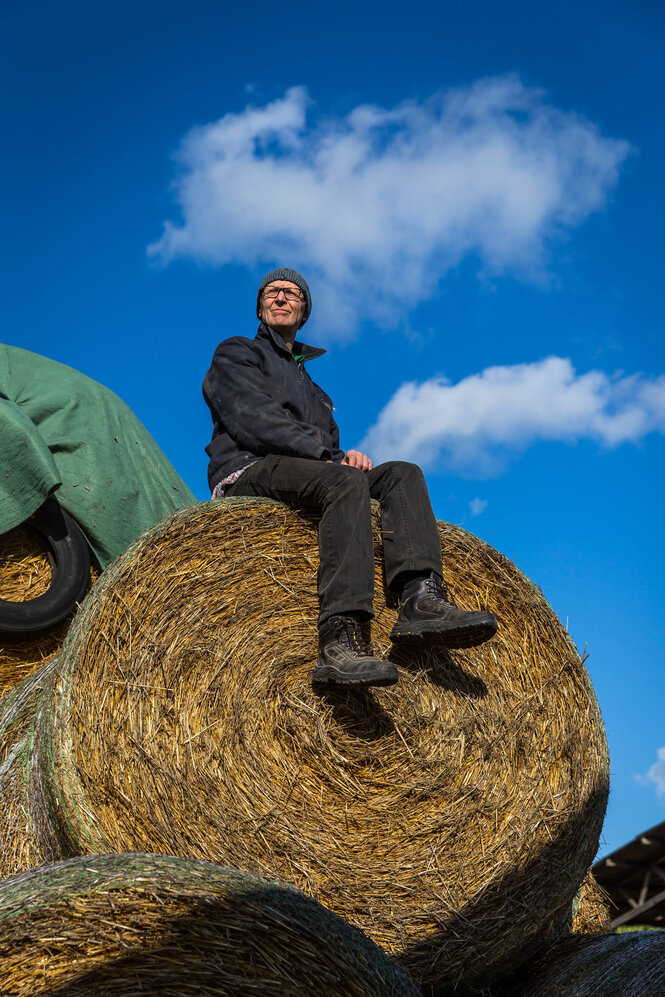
left=342, top=450, right=373, bottom=472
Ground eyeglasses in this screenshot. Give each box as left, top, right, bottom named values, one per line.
left=262, top=286, right=304, bottom=302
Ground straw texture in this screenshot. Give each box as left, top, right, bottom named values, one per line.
left=571, top=872, right=611, bottom=935
left=36, top=499, right=607, bottom=993
left=0, top=851, right=420, bottom=996
left=507, top=930, right=665, bottom=996
left=0, top=524, right=53, bottom=599
left=0, top=659, right=64, bottom=878
left=0, top=523, right=98, bottom=699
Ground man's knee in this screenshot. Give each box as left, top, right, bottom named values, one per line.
left=321, top=463, right=369, bottom=500
left=382, top=460, right=426, bottom=484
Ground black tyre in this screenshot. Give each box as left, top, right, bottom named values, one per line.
left=0, top=498, right=91, bottom=636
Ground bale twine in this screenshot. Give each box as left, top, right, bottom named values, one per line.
left=571, top=872, right=611, bottom=935
left=505, top=931, right=665, bottom=996
left=40, top=499, right=608, bottom=993
left=0, top=659, right=64, bottom=878
left=0, top=851, right=420, bottom=996
left=0, top=523, right=98, bottom=699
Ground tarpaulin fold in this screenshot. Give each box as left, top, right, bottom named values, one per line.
left=0, top=344, right=197, bottom=568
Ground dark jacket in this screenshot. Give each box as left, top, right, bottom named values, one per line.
left=203, top=323, right=345, bottom=491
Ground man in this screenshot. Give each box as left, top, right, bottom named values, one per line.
left=203, top=268, right=497, bottom=689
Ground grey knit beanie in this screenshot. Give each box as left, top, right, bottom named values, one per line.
left=256, top=268, right=312, bottom=327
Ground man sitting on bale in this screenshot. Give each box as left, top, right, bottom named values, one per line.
left=203, top=268, right=497, bottom=689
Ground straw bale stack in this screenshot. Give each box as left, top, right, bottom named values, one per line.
left=0, top=523, right=98, bottom=699
left=0, top=852, right=420, bottom=996
left=571, top=872, right=611, bottom=935
left=0, top=659, right=64, bottom=878
left=35, top=499, right=607, bottom=993
left=506, top=930, right=665, bottom=996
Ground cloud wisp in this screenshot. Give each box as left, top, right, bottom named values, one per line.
left=469, top=498, right=489, bottom=517
left=360, top=357, right=665, bottom=473
left=637, top=747, right=665, bottom=799
left=149, top=79, right=629, bottom=331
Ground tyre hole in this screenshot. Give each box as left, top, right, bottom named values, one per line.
left=0, top=525, right=53, bottom=602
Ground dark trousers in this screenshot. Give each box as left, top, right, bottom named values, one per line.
left=226, top=456, right=443, bottom=623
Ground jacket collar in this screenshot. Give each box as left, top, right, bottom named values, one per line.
left=257, top=322, right=326, bottom=362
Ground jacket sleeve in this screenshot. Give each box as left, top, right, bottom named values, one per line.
left=329, top=409, right=345, bottom=463
left=203, top=338, right=333, bottom=460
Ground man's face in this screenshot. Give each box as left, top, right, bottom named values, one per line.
left=260, top=281, right=305, bottom=335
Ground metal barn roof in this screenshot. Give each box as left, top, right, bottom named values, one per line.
left=593, top=820, right=665, bottom=928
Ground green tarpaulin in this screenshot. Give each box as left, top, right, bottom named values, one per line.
left=0, top=344, right=197, bottom=569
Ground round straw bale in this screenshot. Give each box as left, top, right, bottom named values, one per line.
left=0, top=523, right=98, bottom=699
left=504, top=930, right=665, bottom=996
left=0, top=851, right=420, bottom=996
left=42, top=499, right=608, bottom=994
left=0, top=659, right=64, bottom=878
left=571, top=871, right=611, bottom=935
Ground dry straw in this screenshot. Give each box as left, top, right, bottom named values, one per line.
left=0, top=659, right=64, bottom=878
left=0, top=851, right=420, bottom=996
left=570, top=872, right=611, bottom=935
left=0, top=523, right=98, bottom=699
left=505, top=930, right=665, bottom=996
left=31, top=499, right=607, bottom=994
left=0, top=675, right=606, bottom=939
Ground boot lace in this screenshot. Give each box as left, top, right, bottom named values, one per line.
left=423, top=576, right=456, bottom=605
left=333, top=616, right=372, bottom=656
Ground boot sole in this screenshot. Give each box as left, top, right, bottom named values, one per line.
left=390, top=618, right=498, bottom=649
left=312, top=663, right=399, bottom=688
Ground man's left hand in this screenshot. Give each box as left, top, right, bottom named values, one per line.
left=342, top=450, right=373, bottom=472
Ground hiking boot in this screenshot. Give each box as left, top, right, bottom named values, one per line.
left=312, top=615, right=399, bottom=687
left=390, top=573, right=498, bottom=648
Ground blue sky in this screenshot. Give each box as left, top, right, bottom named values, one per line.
left=2, top=0, right=663, bottom=857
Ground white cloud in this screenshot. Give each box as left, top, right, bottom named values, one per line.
left=148, top=79, right=629, bottom=331
left=642, top=747, right=665, bottom=798
left=469, top=498, right=488, bottom=516
left=647, top=748, right=665, bottom=796
left=360, top=357, right=665, bottom=472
